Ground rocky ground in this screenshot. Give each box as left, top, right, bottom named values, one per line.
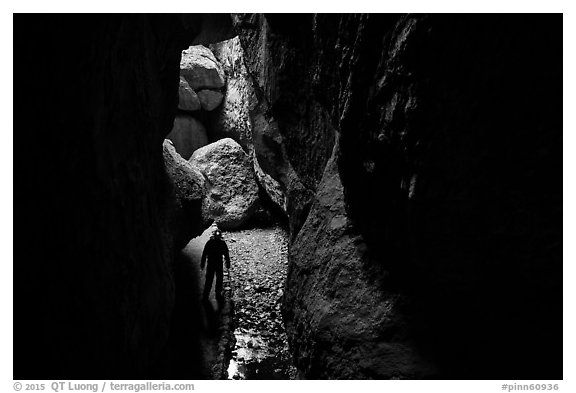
left=225, top=225, right=299, bottom=380
left=182, top=223, right=297, bottom=379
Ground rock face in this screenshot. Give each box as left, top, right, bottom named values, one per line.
left=285, top=148, right=436, bottom=378
left=166, top=114, right=209, bottom=160
left=233, top=15, right=336, bottom=238
left=197, top=89, right=224, bottom=111
left=178, top=76, right=201, bottom=111
left=163, top=140, right=207, bottom=247
left=234, top=14, right=562, bottom=379
left=180, top=45, right=226, bottom=90
left=209, top=36, right=288, bottom=218
left=189, top=138, right=260, bottom=230
left=15, top=14, right=223, bottom=379
left=209, top=36, right=255, bottom=150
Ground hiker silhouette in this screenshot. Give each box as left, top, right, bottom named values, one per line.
left=201, top=228, right=230, bottom=304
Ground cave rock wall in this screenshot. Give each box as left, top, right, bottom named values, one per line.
left=14, top=14, right=232, bottom=379
left=231, top=14, right=341, bottom=237
left=235, top=14, right=562, bottom=379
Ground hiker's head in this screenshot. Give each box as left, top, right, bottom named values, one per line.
left=213, top=229, right=222, bottom=239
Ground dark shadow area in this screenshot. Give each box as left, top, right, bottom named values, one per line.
left=202, top=298, right=221, bottom=333
left=13, top=13, right=233, bottom=379
left=154, top=253, right=210, bottom=379
left=14, top=14, right=187, bottom=379
left=337, top=14, right=563, bottom=379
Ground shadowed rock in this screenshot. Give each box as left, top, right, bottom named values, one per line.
left=163, top=140, right=206, bottom=204
left=178, top=76, right=201, bottom=111
left=167, top=114, right=209, bottom=160
left=14, top=14, right=218, bottom=379
left=283, top=147, right=436, bottom=379
left=163, top=140, right=208, bottom=247
left=235, top=13, right=562, bottom=379
left=197, top=89, right=224, bottom=111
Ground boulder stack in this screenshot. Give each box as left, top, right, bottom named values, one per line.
left=170, top=45, right=227, bottom=159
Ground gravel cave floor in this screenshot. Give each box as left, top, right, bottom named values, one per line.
left=183, top=223, right=298, bottom=380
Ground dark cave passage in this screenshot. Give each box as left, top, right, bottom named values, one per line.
left=14, top=13, right=562, bottom=381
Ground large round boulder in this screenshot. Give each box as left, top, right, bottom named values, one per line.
left=166, top=114, right=209, bottom=160
left=189, top=138, right=260, bottom=230
left=180, top=45, right=226, bottom=90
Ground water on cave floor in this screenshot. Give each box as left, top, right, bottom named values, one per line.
left=224, top=226, right=298, bottom=380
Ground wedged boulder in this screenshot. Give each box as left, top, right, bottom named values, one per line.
left=197, top=89, right=224, bottom=111
left=166, top=114, right=209, bottom=160
left=163, top=140, right=208, bottom=247
left=178, top=76, right=201, bottom=111
left=189, top=138, right=260, bottom=230
left=253, top=154, right=286, bottom=213
left=180, top=45, right=225, bottom=90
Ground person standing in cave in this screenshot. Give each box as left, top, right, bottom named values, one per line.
left=201, top=228, right=231, bottom=304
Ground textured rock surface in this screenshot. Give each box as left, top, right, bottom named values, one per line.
left=335, top=15, right=562, bottom=379
left=167, top=114, right=209, bottom=160
left=15, top=14, right=219, bottom=379
left=178, top=76, right=201, bottom=111
left=235, top=14, right=562, bottom=379
left=163, top=140, right=208, bottom=247
left=209, top=36, right=255, bottom=150
left=197, top=89, right=224, bottom=111
left=180, top=45, right=226, bottom=90
left=284, top=149, right=435, bottom=378
left=233, top=14, right=337, bottom=238
left=177, top=38, right=284, bottom=225
left=253, top=158, right=287, bottom=214
left=190, top=138, right=261, bottom=230
left=210, top=35, right=290, bottom=223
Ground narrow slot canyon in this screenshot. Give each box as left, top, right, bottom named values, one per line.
left=15, top=13, right=562, bottom=381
